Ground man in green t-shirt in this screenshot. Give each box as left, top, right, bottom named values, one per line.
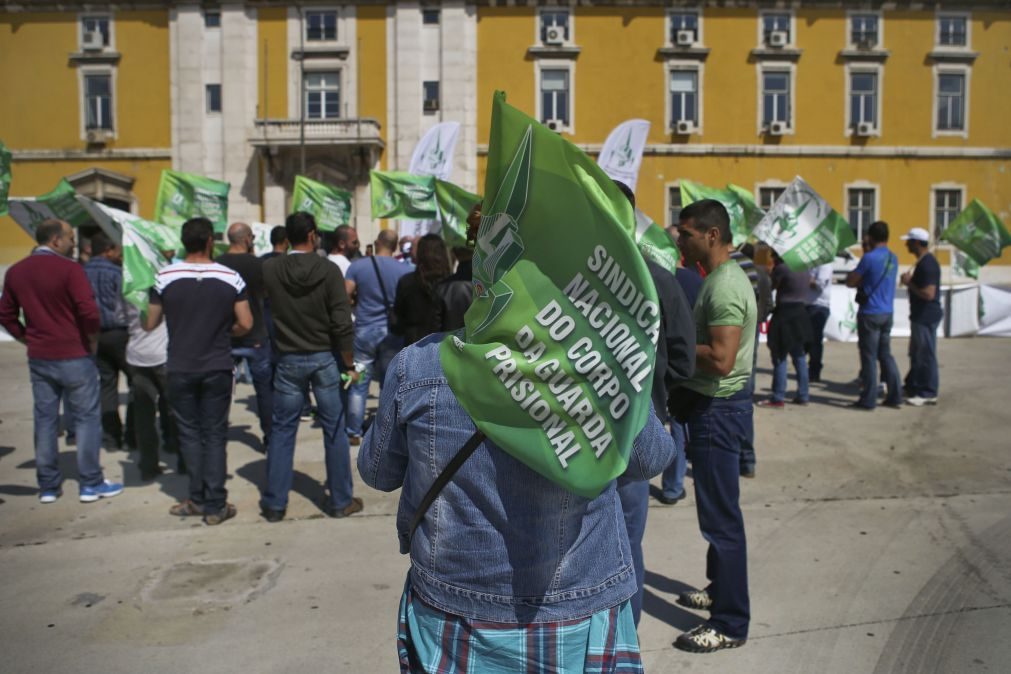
left=671, top=199, right=757, bottom=654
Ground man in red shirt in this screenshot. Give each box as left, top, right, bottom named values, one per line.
left=0, top=219, right=123, bottom=503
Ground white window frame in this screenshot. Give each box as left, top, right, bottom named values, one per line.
left=304, top=7, right=340, bottom=44
left=78, top=65, right=117, bottom=139
left=203, top=10, right=221, bottom=30
left=535, top=61, right=575, bottom=134
left=286, top=7, right=355, bottom=120
left=665, top=61, right=704, bottom=134
left=936, top=11, right=971, bottom=49
left=844, top=181, right=880, bottom=244
left=756, top=181, right=789, bottom=212
left=303, top=68, right=343, bottom=120
left=756, top=64, right=796, bottom=135
left=932, top=64, right=970, bottom=139
left=757, top=9, right=796, bottom=48
left=205, top=83, right=222, bottom=114
left=666, top=8, right=703, bottom=48
left=78, top=12, right=114, bottom=51
left=536, top=7, right=574, bottom=46
left=666, top=181, right=683, bottom=228
left=846, top=10, right=883, bottom=49
left=422, top=80, right=440, bottom=114
left=844, top=64, right=884, bottom=137
left=930, top=183, right=967, bottom=244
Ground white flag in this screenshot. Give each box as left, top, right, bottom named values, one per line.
left=597, top=119, right=650, bottom=192
left=250, top=222, right=278, bottom=257
left=408, top=121, right=461, bottom=181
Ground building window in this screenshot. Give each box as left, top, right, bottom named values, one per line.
left=668, top=186, right=683, bottom=226
left=848, top=188, right=876, bottom=240
left=305, top=10, right=337, bottom=42
left=81, top=15, right=111, bottom=48
left=422, top=9, right=441, bottom=25
left=84, top=73, right=113, bottom=130
left=762, top=13, right=791, bottom=46
left=304, top=71, right=340, bottom=119
left=934, top=189, right=963, bottom=238
left=759, top=187, right=785, bottom=212
left=762, top=70, right=791, bottom=128
left=850, top=14, right=879, bottom=47
left=206, top=84, right=221, bottom=113
left=540, top=69, right=570, bottom=127
left=938, top=15, right=968, bottom=47
left=423, top=81, right=440, bottom=112
left=670, top=11, right=700, bottom=45
left=669, top=70, right=698, bottom=126
left=850, top=71, right=878, bottom=129
left=204, top=11, right=221, bottom=29
left=936, top=72, right=966, bottom=131
left=540, top=9, right=570, bottom=44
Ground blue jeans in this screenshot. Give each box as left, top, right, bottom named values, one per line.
left=806, top=305, right=831, bottom=380
left=686, top=389, right=752, bottom=640
left=661, top=420, right=687, bottom=499
left=29, top=357, right=104, bottom=490
left=616, top=478, right=648, bottom=626
left=262, top=352, right=353, bottom=511
left=168, top=370, right=233, bottom=513
left=232, top=342, right=274, bottom=443
left=857, top=313, right=903, bottom=408
left=740, top=332, right=759, bottom=472
left=908, top=320, right=940, bottom=398
left=347, top=323, right=403, bottom=437
left=772, top=345, right=810, bottom=403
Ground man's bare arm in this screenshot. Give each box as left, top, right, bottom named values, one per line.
left=695, top=325, right=743, bottom=377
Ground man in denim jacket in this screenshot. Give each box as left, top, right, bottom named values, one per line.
left=359, top=334, right=674, bottom=672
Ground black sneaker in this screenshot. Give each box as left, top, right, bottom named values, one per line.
left=674, top=624, right=746, bottom=653
left=677, top=590, right=714, bottom=610
left=260, top=506, right=286, bottom=523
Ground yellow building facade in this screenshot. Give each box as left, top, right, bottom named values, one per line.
left=2, top=1, right=1009, bottom=277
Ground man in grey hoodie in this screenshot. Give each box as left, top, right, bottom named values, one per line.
left=259, top=212, right=361, bottom=521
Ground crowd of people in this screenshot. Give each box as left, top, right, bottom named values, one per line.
left=0, top=194, right=944, bottom=669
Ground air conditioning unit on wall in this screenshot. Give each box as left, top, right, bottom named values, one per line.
left=544, top=28, right=565, bottom=46
left=676, top=120, right=696, bottom=135
left=768, top=30, right=788, bottom=48
left=856, top=121, right=876, bottom=136
left=768, top=121, right=787, bottom=135
left=85, top=129, right=111, bottom=144
left=82, top=31, right=104, bottom=51
left=545, top=118, right=564, bottom=132
left=676, top=30, right=695, bottom=47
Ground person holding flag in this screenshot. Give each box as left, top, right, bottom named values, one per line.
left=899, top=227, right=942, bottom=406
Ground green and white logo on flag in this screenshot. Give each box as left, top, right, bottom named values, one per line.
left=753, top=176, right=856, bottom=271
left=634, top=209, right=680, bottom=276
left=680, top=181, right=764, bottom=247
left=154, top=170, right=230, bottom=233
left=941, top=199, right=1011, bottom=271
left=439, top=92, right=658, bottom=499
left=369, top=171, right=437, bottom=220
left=434, top=180, right=481, bottom=248
left=290, top=176, right=351, bottom=232
left=0, top=140, right=11, bottom=217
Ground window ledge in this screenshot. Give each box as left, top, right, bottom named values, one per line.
left=291, top=46, right=350, bottom=61
left=657, top=46, right=710, bottom=60
left=929, top=48, right=979, bottom=63
left=750, top=47, right=802, bottom=61
left=838, top=48, right=890, bottom=62
left=69, top=51, right=121, bottom=65
left=527, top=45, right=581, bottom=59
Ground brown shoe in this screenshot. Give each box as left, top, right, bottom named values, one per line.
left=203, top=503, right=237, bottom=526
left=348, top=435, right=361, bottom=446
left=169, top=499, right=202, bottom=517
left=322, top=496, right=363, bottom=518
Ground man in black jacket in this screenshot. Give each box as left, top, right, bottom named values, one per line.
left=260, top=212, right=361, bottom=522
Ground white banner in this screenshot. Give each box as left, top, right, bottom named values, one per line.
left=408, top=121, right=461, bottom=181
left=978, top=284, right=1011, bottom=336
left=7, top=198, right=58, bottom=238
left=597, top=119, right=650, bottom=192
left=947, top=284, right=980, bottom=337
left=250, top=222, right=277, bottom=258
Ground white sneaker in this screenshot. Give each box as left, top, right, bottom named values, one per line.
left=907, top=396, right=939, bottom=407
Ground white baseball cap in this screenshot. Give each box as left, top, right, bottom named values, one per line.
left=900, top=227, right=930, bottom=243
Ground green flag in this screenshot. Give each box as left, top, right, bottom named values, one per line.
left=439, top=92, right=658, bottom=499
left=0, top=140, right=11, bottom=217
left=634, top=209, right=680, bottom=276
left=6, top=179, right=93, bottom=238
left=154, top=170, right=230, bottom=233
left=951, top=249, right=981, bottom=280
left=941, top=199, right=1011, bottom=270
left=369, top=170, right=437, bottom=220
left=752, top=176, right=856, bottom=271
left=290, top=175, right=352, bottom=232
left=680, top=181, right=764, bottom=246
left=434, top=179, right=481, bottom=248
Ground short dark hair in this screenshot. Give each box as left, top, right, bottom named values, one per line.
left=679, top=199, right=732, bottom=244
left=91, top=232, right=116, bottom=256
left=335, top=225, right=354, bottom=246
left=269, top=225, right=288, bottom=246
left=35, top=219, right=65, bottom=245
left=739, top=242, right=755, bottom=260
left=867, top=221, right=889, bottom=243
left=285, top=212, right=317, bottom=246
left=181, top=217, right=214, bottom=254
left=613, top=180, right=635, bottom=208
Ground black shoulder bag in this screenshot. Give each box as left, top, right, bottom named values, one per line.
left=371, top=256, right=402, bottom=334
left=407, top=430, right=486, bottom=543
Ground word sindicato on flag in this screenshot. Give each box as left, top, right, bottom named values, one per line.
left=440, top=92, right=657, bottom=499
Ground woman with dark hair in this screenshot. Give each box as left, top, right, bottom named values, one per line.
left=392, top=234, right=452, bottom=345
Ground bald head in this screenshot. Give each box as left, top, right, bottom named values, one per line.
left=36, top=219, right=76, bottom=257
left=375, top=228, right=399, bottom=255
left=226, top=222, right=253, bottom=253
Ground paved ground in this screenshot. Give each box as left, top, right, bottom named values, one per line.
left=0, top=338, right=1009, bottom=673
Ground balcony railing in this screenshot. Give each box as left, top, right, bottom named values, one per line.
left=250, top=118, right=383, bottom=147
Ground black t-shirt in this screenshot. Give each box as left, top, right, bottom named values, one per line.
left=909, top=252, right=943, bottom=324
left=216, top=253, right=267, bottom=345
left=149, top=262, right=247, bottom=373
left=772, top=263, right=811, bottom=305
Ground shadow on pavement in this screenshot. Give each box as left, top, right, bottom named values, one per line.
left=235, top=457, right=325, bottom=512
left=642, top=570, right=706, bottom=631
left=228, top=423, right=264, bottom=453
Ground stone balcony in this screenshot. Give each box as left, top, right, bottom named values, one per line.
left=249, top=118, right=384, bottom=150
left=250, top=118, right=385, bottom=187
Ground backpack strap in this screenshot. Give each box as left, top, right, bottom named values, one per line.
left=408, top=430, right=486, bottom=544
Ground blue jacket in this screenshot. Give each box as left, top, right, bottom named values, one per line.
left=84, top=257, right=127, bottom=330
left=358, top=333, right=675, bottom=624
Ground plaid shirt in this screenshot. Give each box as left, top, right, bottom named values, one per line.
left=397, top=578, right=643, bottom=674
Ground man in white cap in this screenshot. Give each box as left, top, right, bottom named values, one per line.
left=899, top=227, right=942, bottom=406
